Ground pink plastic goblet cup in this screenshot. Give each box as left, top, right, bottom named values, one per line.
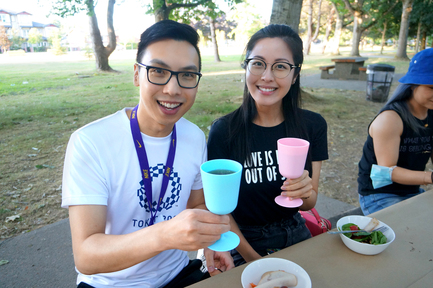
left=275, top=137, right=310, bottom=208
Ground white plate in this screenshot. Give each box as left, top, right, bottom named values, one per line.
left=241, top=257, right=312, bottom=288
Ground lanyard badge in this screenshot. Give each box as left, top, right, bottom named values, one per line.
left=130, top=105, right=177, bottom=225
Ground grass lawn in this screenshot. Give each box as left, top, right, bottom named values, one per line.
left=0, top=47, right=415, bottom=239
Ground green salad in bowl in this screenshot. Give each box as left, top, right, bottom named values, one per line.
left=336, top=215, right=396, bottom=255
left=341, top=223, right=387, bottom=245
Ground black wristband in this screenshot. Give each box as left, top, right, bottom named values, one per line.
left=430, top=172, right=433, bottom=184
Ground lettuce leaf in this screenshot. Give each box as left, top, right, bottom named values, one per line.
left=340, top=223, right=387, bottom=244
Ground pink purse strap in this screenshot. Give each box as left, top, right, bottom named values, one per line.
left=310, top=208, right=321, bottom=222
left=310, top=208, right=330, bottom=231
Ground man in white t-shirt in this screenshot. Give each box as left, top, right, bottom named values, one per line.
left=62, top=20, right=234, bottom=288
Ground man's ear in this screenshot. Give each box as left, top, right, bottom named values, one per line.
left=133, top=64, right=140, bottom=87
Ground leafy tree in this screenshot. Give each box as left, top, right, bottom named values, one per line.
left=396, top=0, right=414, bottom=59
left=9, top=29, right=26, bottom=51
left=193, top=14, right=237, bottom=62
left=49, top=30, right=67, bottom=55
left=342, top=0, right=398, bottom=56
left=322, top=0, right=353, bottom=55
left=28, top=28, right=43, bottom=52
left=50, top=0, right=117, bottom=72
left=193, top=14, right=237, bottom=42
left=0, top=25, right=11, bottom=53
left=147, top=0, right=216, bottom=22
left=228, top=1, right=264, bottom=46
left=146, top=0, right=242, bottom=62
left=362, top=2, right=400, bottom=54
left=409, top=0, right=433, bottom=52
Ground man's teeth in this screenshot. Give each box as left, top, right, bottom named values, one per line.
left=159, top=101, right=181, bottom=109
left=259, top=87, right=276, bottom=92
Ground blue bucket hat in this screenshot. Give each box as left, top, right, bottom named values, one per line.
left=399, top=48, right=433, bottom=85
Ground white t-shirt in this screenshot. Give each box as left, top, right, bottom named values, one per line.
left=62, top=108, right=207, bottom=287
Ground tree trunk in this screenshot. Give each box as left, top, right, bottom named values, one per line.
left=210, top=18, right=221, bottom=62
left=350, top=12, right=363, bottom=56
left=154, top=0, right=169, bottom=22
left=396, top=0, right=414, bottom=59
left=341, top=0, right=365, bottom=56
left=106, top=0, right=116, bottom=54
left=270, top=0, right=303, bottom=32
left=306, top=0, right=323, bottom=55
left=88, top=0, right=116, bottom=72
left=311, top=0, right=323, bottom=42
left=331, top=3, right=342, bottom=55
left=322, top=4, right=335, bottom=54
left=415, top=20, right=421, bottom=53
left=306, top=0, right=313, bottom=54
left=380, top=21, right=387, bottom=54
left=421, top=31, right=426, bottom=50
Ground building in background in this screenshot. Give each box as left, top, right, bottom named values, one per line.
left=0, top=8, right=58, bottom=51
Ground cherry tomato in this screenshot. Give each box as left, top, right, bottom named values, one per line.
left=349, top=225, right=359, bottom=231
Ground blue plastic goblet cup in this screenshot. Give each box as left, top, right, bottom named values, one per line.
left=200, top=159, right=242, bottom=251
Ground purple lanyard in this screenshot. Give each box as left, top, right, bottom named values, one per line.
left=130, top=105, right=176, bottom=226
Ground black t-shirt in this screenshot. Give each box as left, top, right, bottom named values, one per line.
left=358, top=107, right=433, bottom=196
left=207, top=109, right=328, bottom=226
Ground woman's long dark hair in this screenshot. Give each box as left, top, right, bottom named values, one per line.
left=224, top=24, right=307, bottom=164
left=380, top=84, right=424, bottom=134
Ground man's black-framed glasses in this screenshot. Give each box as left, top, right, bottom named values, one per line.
left=136, top=62, right=202, bottom=89
left=244, top=58, right=301, bottom=79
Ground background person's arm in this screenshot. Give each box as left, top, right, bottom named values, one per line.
left=370, top=110, right=432, bottom=185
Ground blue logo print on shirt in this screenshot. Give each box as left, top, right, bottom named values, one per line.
left=137, top=163, right=182, bottom=213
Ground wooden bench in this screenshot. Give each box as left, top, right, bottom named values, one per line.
left=358, top=66, right=367, bottom=81
left=319, top=65, right=335, bottom=79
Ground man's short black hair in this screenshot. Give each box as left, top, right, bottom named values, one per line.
left=136, top=20, right=202, bottom=71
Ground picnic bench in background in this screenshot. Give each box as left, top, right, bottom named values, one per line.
left=320, top=57, right=368, bottom=81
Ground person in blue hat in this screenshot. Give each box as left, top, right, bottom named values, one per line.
left=357, top=48, right=433, bottom=215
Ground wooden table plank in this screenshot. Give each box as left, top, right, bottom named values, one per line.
left=188, top=190, right=433, bottom=288
left=331, top=57, right=369, bottom=63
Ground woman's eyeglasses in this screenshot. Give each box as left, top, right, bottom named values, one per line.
left=244, top=58, right=301, bottom=79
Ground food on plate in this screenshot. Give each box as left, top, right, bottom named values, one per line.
left=250, top=270, right=298, bottom=288
left=341, top=222, right=387, bottom=245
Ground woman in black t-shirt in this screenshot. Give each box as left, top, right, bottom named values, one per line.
left=206, top=24, right=328, bottom=267
left=357, top=48, right=433, bottom=215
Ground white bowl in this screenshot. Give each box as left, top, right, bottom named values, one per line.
left=241, top=257, right=311, bottom=288
left=336, top=215, right=395, bottom=255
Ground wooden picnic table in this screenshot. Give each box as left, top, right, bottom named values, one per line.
left=320, top=56, right=369, bottom=81
left=188, top=189, right=433, bottom=288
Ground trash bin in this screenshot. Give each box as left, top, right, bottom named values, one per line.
left=366, top=64, right=395, bottom=102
